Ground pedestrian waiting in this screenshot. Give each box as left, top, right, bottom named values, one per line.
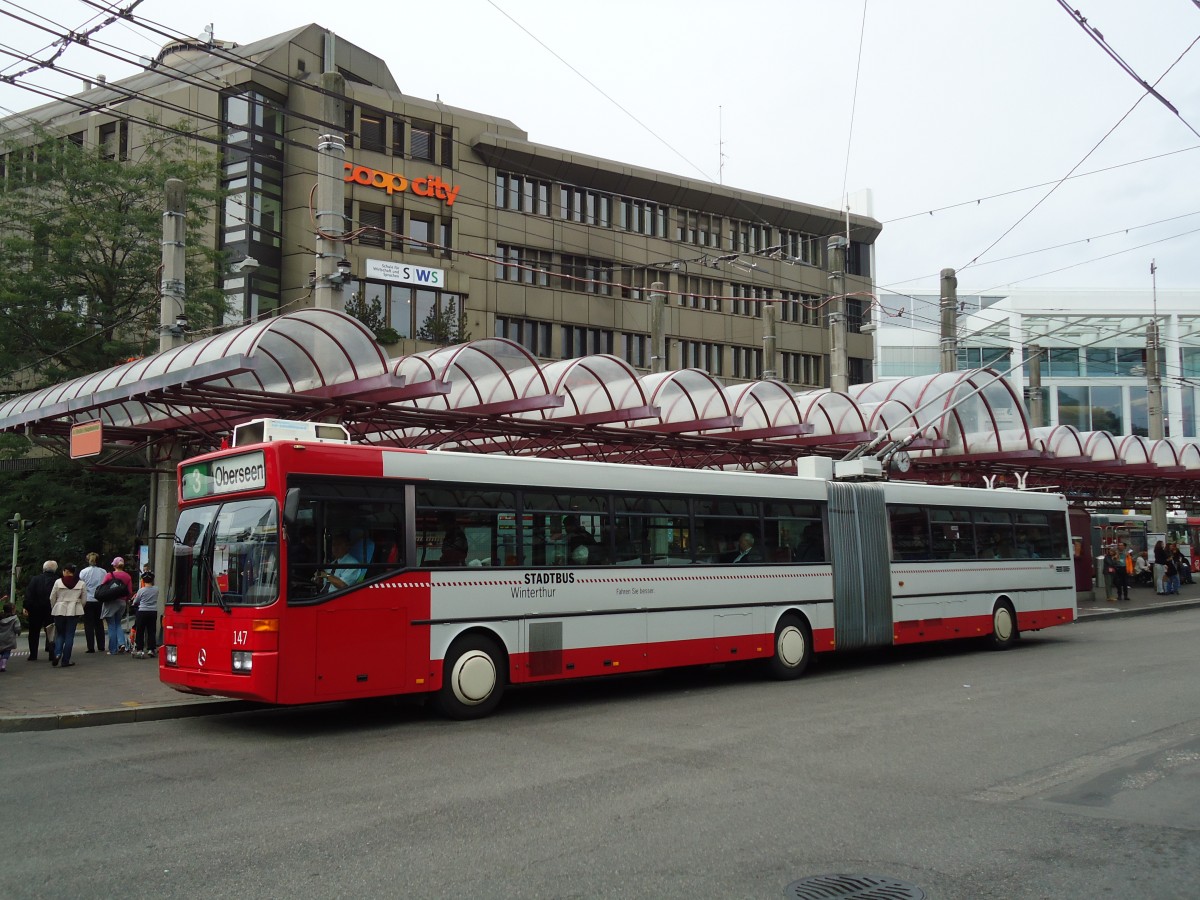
left=131, top=571, right=158, bottom=658
left=50, top=563, right=87, bottom=667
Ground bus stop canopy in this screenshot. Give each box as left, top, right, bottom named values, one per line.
left=2, top=310, right=1199, bottom=503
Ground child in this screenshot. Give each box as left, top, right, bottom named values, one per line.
left=0, top=600, right=20, bottom=672
left=131, top=572, right=159, bottom=659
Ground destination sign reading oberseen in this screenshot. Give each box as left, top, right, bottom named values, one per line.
left=182, top=451, right=267, bottom=500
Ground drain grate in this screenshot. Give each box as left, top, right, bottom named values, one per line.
left=784, top=873, right=926, bottom=899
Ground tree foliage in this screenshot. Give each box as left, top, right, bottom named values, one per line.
left=417, top=295, right=470, bottom=346
left=0, top=124, right=225, bottom=389
left=0, top=124, right=224, bottom=594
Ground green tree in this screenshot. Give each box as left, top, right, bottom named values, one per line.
left=0, top=123, right=225, bottom=389
left=416, top=295, right=470, bottom=346
left=0, top=123, right=224, bottom=595
left=344, top=290, right=399, bottom=343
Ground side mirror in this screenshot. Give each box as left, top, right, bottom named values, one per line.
left=282, top=488, right=301, bottom=529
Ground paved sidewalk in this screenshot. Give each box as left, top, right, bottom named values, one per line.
left=0, top=642, right=243, bottom=733
left=2, top=582, right=1197, bottom=733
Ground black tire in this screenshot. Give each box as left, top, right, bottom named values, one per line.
left=768, top=613, right=811, bottom=679
left=988, top=600, right=1019, bottom=650
left=432, top=634, right=506, bottom=719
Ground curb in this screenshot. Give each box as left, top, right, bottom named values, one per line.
left=1075, top=597, right=1200, bottom=624
left=0, top=698, right=249, bottom=734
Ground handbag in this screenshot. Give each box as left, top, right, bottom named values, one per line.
left=95, top=577, right=129, bottom=604
left=44, top=621, right=56, bottom=644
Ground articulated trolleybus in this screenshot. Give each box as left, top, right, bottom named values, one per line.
left=160, top=419, right=1075, bottom=718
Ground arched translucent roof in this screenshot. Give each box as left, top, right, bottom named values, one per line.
left=793, top=390, right=869, bottom=437
left=0, top=309, right=386, bottom=431
left=719, top=380, right=807, bottom=432
left=1166, top=439, right=1200, bottom=470
left=849, top=370, right=1030, bottom=455
left=390, top=338, right=546, bottom=409
left=636, top=369, right=735, bottom=427
left=1031, top=425, right=1086, bottom=457
left=1083, top=431, right=1123, bottom=463
left=528, top=355, right=651, bottom=421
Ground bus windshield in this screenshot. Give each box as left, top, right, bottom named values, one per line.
left=172, top=498, right=279, bottom=608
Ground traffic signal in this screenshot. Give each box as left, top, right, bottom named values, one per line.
left=5, top=516, right=34, bottom=533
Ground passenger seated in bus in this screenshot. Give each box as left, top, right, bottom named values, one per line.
left=317, top=533, right=366, bottom=592
left=723, top=533, right=761, bottom=563
left=1014, top=530, right=1039, bottom=558
left=561, top=515, right=596, bottom=564
left=437, top=512, right=469, bottom=566
left=794, top=524, right=824, bottom=562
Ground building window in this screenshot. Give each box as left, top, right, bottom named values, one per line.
left=778, top=291, right=821, bottom=325
left=618, top=198, right=667, bottom=236
left=408, top=214, right=433, bottom=253
left=732, top=346, right=761, bottom=379
left=496, top=245, right=553, bottom=285
left=392, top=120, right=405, bottom=157
left=561, top=325, right=614, bottom=359
left=678, top=276, right=722, bottom=311
left=1058, top=385, right=1124, bottom=433
left=621, top=333, right=649, bottom=368
left=675, top=210, right=721, bottom=248
left=781, top=352, right=822, bottom=386
left=440, top=125, right=454, bottom=167
left=98, top=120, right=128, bottom=161
left=353, top=281, right=467, bottom=342
left=957, top=347, right=1010, bottom=370
left=619, top=267, right=663, bottom=301
left=730, top=283, right=770, bottom=316
left=559, top=255, right=613, bottom=295
left=496, top=172, right=551, bottom=215
left=358, top=204, right=386, bottom=247
left=411, top=122, right=434, bottom=161
left=677, top=340, right=723, bottom=375
left=360, top=113, right=385, bottom=153
left=496, top=316, right=553, bottom=357
left=559, top=186, right=612, bottom=226
left=848, top=356, right=873, bottom=386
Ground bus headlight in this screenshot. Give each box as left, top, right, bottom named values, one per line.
left=231, top=651, right=253, bottom=674
left=165, top=645, right=178, bottom=666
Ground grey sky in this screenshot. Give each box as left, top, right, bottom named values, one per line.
left=2, top=0, right=1197, bottom=298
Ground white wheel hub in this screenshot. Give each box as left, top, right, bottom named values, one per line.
left=994, top=607, right=1014, bottom=642
left=451, top=650, right=497, bottom=705
left=777, top=626, right=806, bottom=668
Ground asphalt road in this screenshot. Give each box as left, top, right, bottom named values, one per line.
left=12, top=611, right=1200, bottom=900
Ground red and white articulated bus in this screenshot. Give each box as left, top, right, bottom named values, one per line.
left=160, top=420, right=1075, bottom=718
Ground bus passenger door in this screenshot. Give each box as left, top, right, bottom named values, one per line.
left=827, top=482, right=893, bottom=649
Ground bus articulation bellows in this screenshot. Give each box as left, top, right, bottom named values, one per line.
left=160, top=422, right=1075, bottom=718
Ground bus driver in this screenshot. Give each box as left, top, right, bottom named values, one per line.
left=317, top=533, right=366, bottom=592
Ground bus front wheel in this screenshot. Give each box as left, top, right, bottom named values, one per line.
left=433, top=634, right=506, bottom=719
left=768, top=614, right=811, bottom=679
left=989, top=601, right=1018, bottom=650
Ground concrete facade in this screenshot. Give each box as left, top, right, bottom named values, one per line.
left=0, top=24, right=880, bottom=389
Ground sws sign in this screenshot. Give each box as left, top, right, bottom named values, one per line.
left=344, top=163, right=461, bottom=205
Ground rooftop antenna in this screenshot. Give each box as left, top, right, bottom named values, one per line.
left=718, top=106, right=727, bottom=185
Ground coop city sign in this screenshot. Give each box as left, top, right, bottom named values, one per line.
left=343, top=163, right=462, bottom=205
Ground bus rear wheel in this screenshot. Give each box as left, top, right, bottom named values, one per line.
left=433, top=634, right=506, bottom=719
left=988, top=601, right=1018, bottom=650
left=768, top=614, right=811, bottom=679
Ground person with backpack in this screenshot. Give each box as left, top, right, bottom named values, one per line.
left=97, top=556, right=133, bottom=654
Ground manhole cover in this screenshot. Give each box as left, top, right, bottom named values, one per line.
left=784, top=873, right=927, bottom=899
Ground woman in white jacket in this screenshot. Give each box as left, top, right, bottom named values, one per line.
left=50, top=563, right=88, bottom=668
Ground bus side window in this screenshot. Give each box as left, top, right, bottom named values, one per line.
left=890, top=505, right=931, bottom=560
